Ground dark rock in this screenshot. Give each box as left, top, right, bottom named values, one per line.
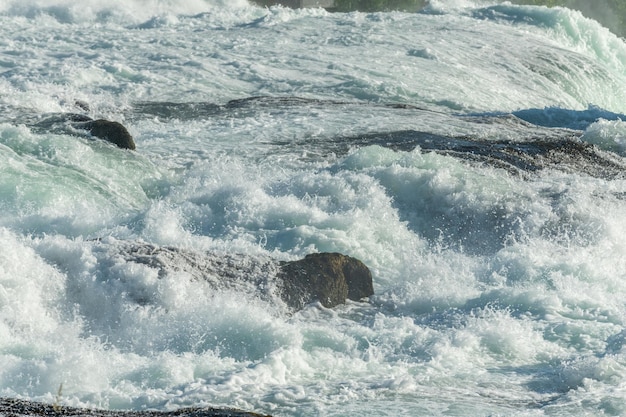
left=73, top=119, right=136, bottom=150
left=132, top=101, right=222, bottom=120
left=30, top=113, right=136, bottom=150
left=326, top=129, right=626, bottom=179
left=278, top=252, right=374, bottom=310
left=0, top=397, right=270, bottom=417
left=114, top=243, right=373, bottom=311
left=64, top=113, right=94, bottom=123
left=128, top=97, right=425, bottom=122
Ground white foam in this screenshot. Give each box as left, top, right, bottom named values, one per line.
left=0, top=124, right=164, bottom=236
left=583, top=119, right=626, bottom=155
left=0, top=0, right=252, bottom=24
left=2, top=2, right=626, bottom=415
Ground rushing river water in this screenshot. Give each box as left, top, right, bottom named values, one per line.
left=1, top=1, right=626, bottom=415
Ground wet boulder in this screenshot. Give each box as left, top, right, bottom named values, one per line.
left=278, top=252, right=374, bottom=310
left=114, top=243, right=373, bottom=311
left=30, top=113, right=136, bottom=150
left=72, top=118, right=136, bottom=150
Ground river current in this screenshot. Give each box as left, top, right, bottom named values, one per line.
left=1, top=1, right=626, bottom=415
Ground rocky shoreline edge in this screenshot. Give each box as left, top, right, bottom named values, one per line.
left=0, top=398, right=271, bottom=417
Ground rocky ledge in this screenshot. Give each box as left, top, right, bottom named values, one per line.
left=117, top=242, right=374, bottom=311
left=0, top=398, right=270, bottom=417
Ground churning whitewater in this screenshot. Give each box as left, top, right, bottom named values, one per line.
left=1, top=0, right=626, bottom=415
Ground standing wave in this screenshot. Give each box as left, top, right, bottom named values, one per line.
left=425, top=1, right=626, bottom=112
left=469, top=3, right=626, bottom=69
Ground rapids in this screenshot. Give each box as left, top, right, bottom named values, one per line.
left=1, top=1, right=626, bottom=415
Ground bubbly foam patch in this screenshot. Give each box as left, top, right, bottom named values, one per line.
left=583, top=119, right=626, bottom=155
left=0, top=0, right=252, bottom=24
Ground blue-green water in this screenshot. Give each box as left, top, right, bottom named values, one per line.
left=1, top=1, right=626, bottom=415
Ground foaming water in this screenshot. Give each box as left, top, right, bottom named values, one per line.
left=0, top=124, right=164, bottom=236
left=1, top=1, right=626, bottom=416
left=0, top=0, right=251, bottom=25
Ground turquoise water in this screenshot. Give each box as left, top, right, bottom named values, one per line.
left=1, top=1, right=626, bottom=415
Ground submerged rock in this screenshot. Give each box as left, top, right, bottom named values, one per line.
left=0, top=397, right=270, bottom=417
left=329, top=129, right=626, bottom=179
left=116, top=242, right=373, bottom=310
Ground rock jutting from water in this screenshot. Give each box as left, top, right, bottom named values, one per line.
left=28, top=113, right=136, bottom=150
left=72, top=118, right=136, bottom=150
left=114, top=241, right=374, bottom=311
left=278, top=252, right=374, bottom=310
